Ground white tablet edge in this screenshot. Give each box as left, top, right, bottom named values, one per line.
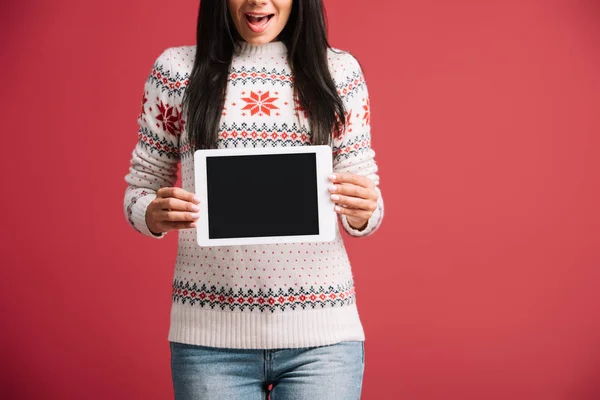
left=193, top=145, right=336, bottom=247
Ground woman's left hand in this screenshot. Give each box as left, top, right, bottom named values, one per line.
left=328, top=172, right=378, bottom=230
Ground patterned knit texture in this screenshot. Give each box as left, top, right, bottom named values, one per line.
left=124, top=41, right=384, bottom=349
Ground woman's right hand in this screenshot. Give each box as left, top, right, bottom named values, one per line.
left=145, top=187, right=201, bottom=235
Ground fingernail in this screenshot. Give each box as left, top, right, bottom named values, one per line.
left=331, top=194, right=340, bottom=201
left=329, top=185, right=337, bottom=192
left=335, top=206, right=341, bottom=212
left=191, top=205, right=200, bottom=212
left=193, top=196, right=201, bottom=203
left=190, top=222, right=197, bottom=228
left=328, top=174, right=336, bottom=181
left=191, top=213, right=200, bottom=219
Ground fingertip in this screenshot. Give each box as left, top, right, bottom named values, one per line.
left=328, top=174, right=337, bottom=182
left=193, top=195, right=201, bottom=203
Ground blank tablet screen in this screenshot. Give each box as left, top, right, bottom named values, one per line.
left=206, top=153, right=320, bottom=239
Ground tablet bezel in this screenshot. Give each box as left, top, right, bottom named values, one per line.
left=193, top=145, right=336, bottom=247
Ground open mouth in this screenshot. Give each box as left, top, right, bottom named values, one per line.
left=245, top=13, right=275, bottom=32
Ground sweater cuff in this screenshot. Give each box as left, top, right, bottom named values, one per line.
left=340, top=203, right=381, bottom=237
left=128, top=193, right=166, bottom=239
left=340, top=188, right=384, bottom=237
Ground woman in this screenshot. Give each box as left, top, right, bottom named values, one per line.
left=124, top=0, right=384, bottom=398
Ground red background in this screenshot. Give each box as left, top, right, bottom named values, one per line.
left=2, top=0, right=599, bottom=399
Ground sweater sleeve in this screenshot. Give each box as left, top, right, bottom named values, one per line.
left=332, top=52, right=384, bottom=237
left=124, top=48, right=181, bottom=238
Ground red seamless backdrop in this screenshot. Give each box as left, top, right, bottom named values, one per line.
left=1, top=0, right=599, bottom=399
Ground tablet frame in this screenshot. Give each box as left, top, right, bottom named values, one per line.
left=193, top=145, right=336, bottom=247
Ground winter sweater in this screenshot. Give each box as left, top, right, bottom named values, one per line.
left=124, top=41, right=384, bottom=349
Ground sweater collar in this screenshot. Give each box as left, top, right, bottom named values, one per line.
left=235, top=40, right=287, bottom=56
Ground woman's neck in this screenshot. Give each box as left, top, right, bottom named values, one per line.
left=235, top=40, right=287, bottom=56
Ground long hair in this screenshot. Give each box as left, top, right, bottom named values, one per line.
left=183, top=0, right=346, bottom=150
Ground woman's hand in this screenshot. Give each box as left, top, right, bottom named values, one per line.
left=146, top=187, right=201, bottom=235
left=328, top=173, right=378, bottom=230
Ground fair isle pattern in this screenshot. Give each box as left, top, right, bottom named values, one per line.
left=124, top=43, right=384, bottom=349
left=337, top=69, right=366, bottom=101
left=219, top=126, right=312, bottom=147
left=178, top=139, right=193, bottom=160
left=172, top=279, right=357, bottom=312
left=332, top=132, right=372, bottom=161
left=229, top=65, right=294, bottom=87
left=179, top=122, right=313, bottom=158
left=148, top=62, right=189, bottom=98
left=138, top=126, right=179, bottom=159
left=218, top=121, right=312, bottom=147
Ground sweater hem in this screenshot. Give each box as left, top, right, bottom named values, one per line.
left=167, top=302, right=365, bottom=350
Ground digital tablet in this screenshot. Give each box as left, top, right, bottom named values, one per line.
left=193, top=145, right=336, bottom=247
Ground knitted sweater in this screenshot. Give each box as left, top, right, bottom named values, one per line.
left=124, top=41, right=384, bottom=349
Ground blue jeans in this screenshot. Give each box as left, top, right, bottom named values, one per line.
left=170, top=340, right=365, bottom=400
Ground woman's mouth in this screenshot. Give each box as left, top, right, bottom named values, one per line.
left=245, top=13, right=274, bottom=33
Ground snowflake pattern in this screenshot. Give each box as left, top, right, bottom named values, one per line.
left=362, top=98, right=370, bottom=126
left=241, top=91, right=279, bottom=116
left=333, top=108, right=353, bottom=139
left=155, top=100, right=181, bottom=136
left=139, top=92, right=148, bottom=120
left=294, top=98, right=308, bottom=119
left=345, top=109, right=353, bottom=132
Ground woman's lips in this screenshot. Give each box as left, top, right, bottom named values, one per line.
left=245, top=13, right=274, bottom=33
